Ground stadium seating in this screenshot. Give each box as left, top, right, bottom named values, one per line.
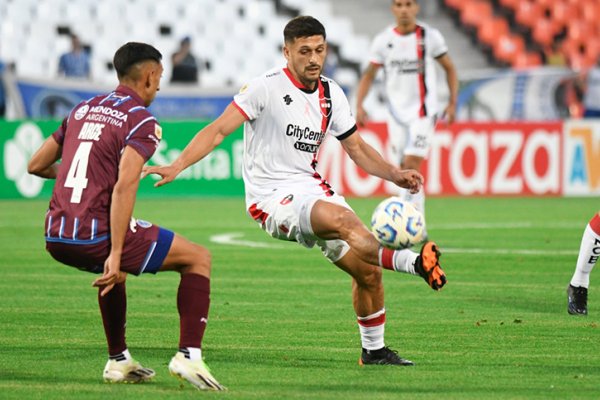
left=0, top=0, right=368, bottom=88
left=445, top=0, right=600, bottom=69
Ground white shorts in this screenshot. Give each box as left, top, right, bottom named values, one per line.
left=247, top=186, right=352, bottom=263
left=386, top=114, right=436, bottom=162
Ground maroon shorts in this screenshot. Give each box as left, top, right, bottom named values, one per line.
left=46, top=221, right=174, bottom=275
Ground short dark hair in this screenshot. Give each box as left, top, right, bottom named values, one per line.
left=113, top=42, right=162, bottom=79
left=283, top=16, right=326, bottom=44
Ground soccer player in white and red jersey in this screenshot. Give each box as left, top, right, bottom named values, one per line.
left=356, top=0, right=458, bottom=237
left=27, top=42, right=224, bottom=391
left=146, top=16, right=447, bottom=366
left=567, top=211, right=600, bottom=315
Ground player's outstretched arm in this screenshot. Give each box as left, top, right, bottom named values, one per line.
left=340, top=132, right=423, bottom=193
left=144, top=103, right=246, bottom=187
left=27, top=136, right=62, bottom=179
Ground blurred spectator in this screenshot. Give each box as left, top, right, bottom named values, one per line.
left=0, top=59, right=6, bottom=117
left=544, top=41, right=567, bottom=67
left=58, top=34, right=90, bottom=79
left=171, top=36, right=199, bottom=84
left=581, top=62, right=600, bottom=118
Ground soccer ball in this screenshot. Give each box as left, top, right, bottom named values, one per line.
left=370, top=197, right=425, bottom=249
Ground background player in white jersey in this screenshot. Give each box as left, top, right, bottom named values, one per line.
left=355, top=0, right=458, bottom=236
left=146, top=16, right=447, bottom=366
left=567, top=211, right=600, bottom=315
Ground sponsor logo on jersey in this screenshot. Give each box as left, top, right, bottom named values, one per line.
left=74, top=104, right=89, bottom=120
left=286, top=124, right=325, bottom=153
left=89, top=105, right=128, bottom=121
left=283, top=94, right=293, bottom=105
left=389, top=59, right=423, bottom=74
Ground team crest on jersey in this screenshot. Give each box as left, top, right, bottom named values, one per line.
left=74, top=104, right=89, bottom=120
left=320, top=97, right=332, bottom=117
left=283, top=94, right=293, bottom=105
left=154, top=124, right=162, bottom=139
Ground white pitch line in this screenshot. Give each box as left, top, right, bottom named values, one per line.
left=210, top=233, right=286, bottom=249
left=443, top=247, right=577, bottom=256
left=428, top=222, right=582, bottom=230
left=210, top=232, right=577, bottom=256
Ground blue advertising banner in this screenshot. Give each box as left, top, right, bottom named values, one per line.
left=9, top=76, right=236, bottom=120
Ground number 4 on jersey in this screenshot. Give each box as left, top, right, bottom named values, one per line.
left=65, top=142, right=93, bottom=203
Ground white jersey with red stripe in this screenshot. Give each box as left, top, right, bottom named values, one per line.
left=233, top=67, right=357, bottom=209
left=369, top=21, right=448, bottom=124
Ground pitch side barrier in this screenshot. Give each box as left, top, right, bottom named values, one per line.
left=0, top=120, right=598, bottom=199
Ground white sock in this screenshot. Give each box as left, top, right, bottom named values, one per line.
left=570, top=216, right=600, bottom=288
left=357, top=308, right=385, bottom=350
left=379, top=247, right=419, bottom=275
left=109, top=348, right=131, bottom=362
left=180, top=347, right=203, bottom=361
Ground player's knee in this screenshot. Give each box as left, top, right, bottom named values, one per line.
left=182, top=243, right=212, bottom=276
left=333, top=208, right=363, bottom=233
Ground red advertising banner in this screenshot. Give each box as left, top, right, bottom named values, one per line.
left=317, top=121, right=563, bottom=196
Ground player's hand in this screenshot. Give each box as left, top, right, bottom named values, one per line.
left=393, top=168, right=423, bottom=194
left=142, top=164, right=179, bottom=187
left=93, top=253, right=124, bottom=296
left=356, top=106, right=368, bottom=127
left=443, top=103, right=456, bottom=125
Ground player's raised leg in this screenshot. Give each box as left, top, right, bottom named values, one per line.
left=159, top=234, right=225, bottom=391
left=310, top=200, right=446, bottom=290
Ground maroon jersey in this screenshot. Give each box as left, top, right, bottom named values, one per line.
left=45, top=85, right=161, bottom=245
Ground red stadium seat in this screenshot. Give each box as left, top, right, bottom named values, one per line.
left=514, top=1, right=543, bottom=30
left=460, top=0, right=493, bottom=30
left=492, top=33, right=526, bottom=65
left=567, top=22, right=595, bottom=43
left=550, top=0, right=580, bottom=31
left=477, top=17, right=510, bottom=47
left=531, top=18, right=560, bottom=48
left=580, top=1, right=600, bottom=25
left=513, top=51, right=542, bottom=69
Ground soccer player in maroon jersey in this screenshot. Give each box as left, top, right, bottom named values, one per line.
left=27, top=42, right=224, bottom=391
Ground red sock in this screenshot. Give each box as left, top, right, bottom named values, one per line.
left=98, top=282, right=127, bottom=356
left=178, top=274, right=211, bottom=349
left=379, top=247, right=395, bottom=271
left=590, top=213, right=600, bottom=235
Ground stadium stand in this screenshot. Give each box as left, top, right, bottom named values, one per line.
left=0, top=0, right=373, bottom=88
left=444, top=0, right=600, bottom=69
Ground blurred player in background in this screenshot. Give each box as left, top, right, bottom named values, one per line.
left=146, top=16, right=446, bottom=366
left=567, top=212, right=600, bottom=315
left=27, top=42, right=224, bottom=391
left=355, top=0, right=458, bottom=238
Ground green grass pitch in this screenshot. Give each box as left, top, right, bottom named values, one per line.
left=1, top=196, right=599, bottom=399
